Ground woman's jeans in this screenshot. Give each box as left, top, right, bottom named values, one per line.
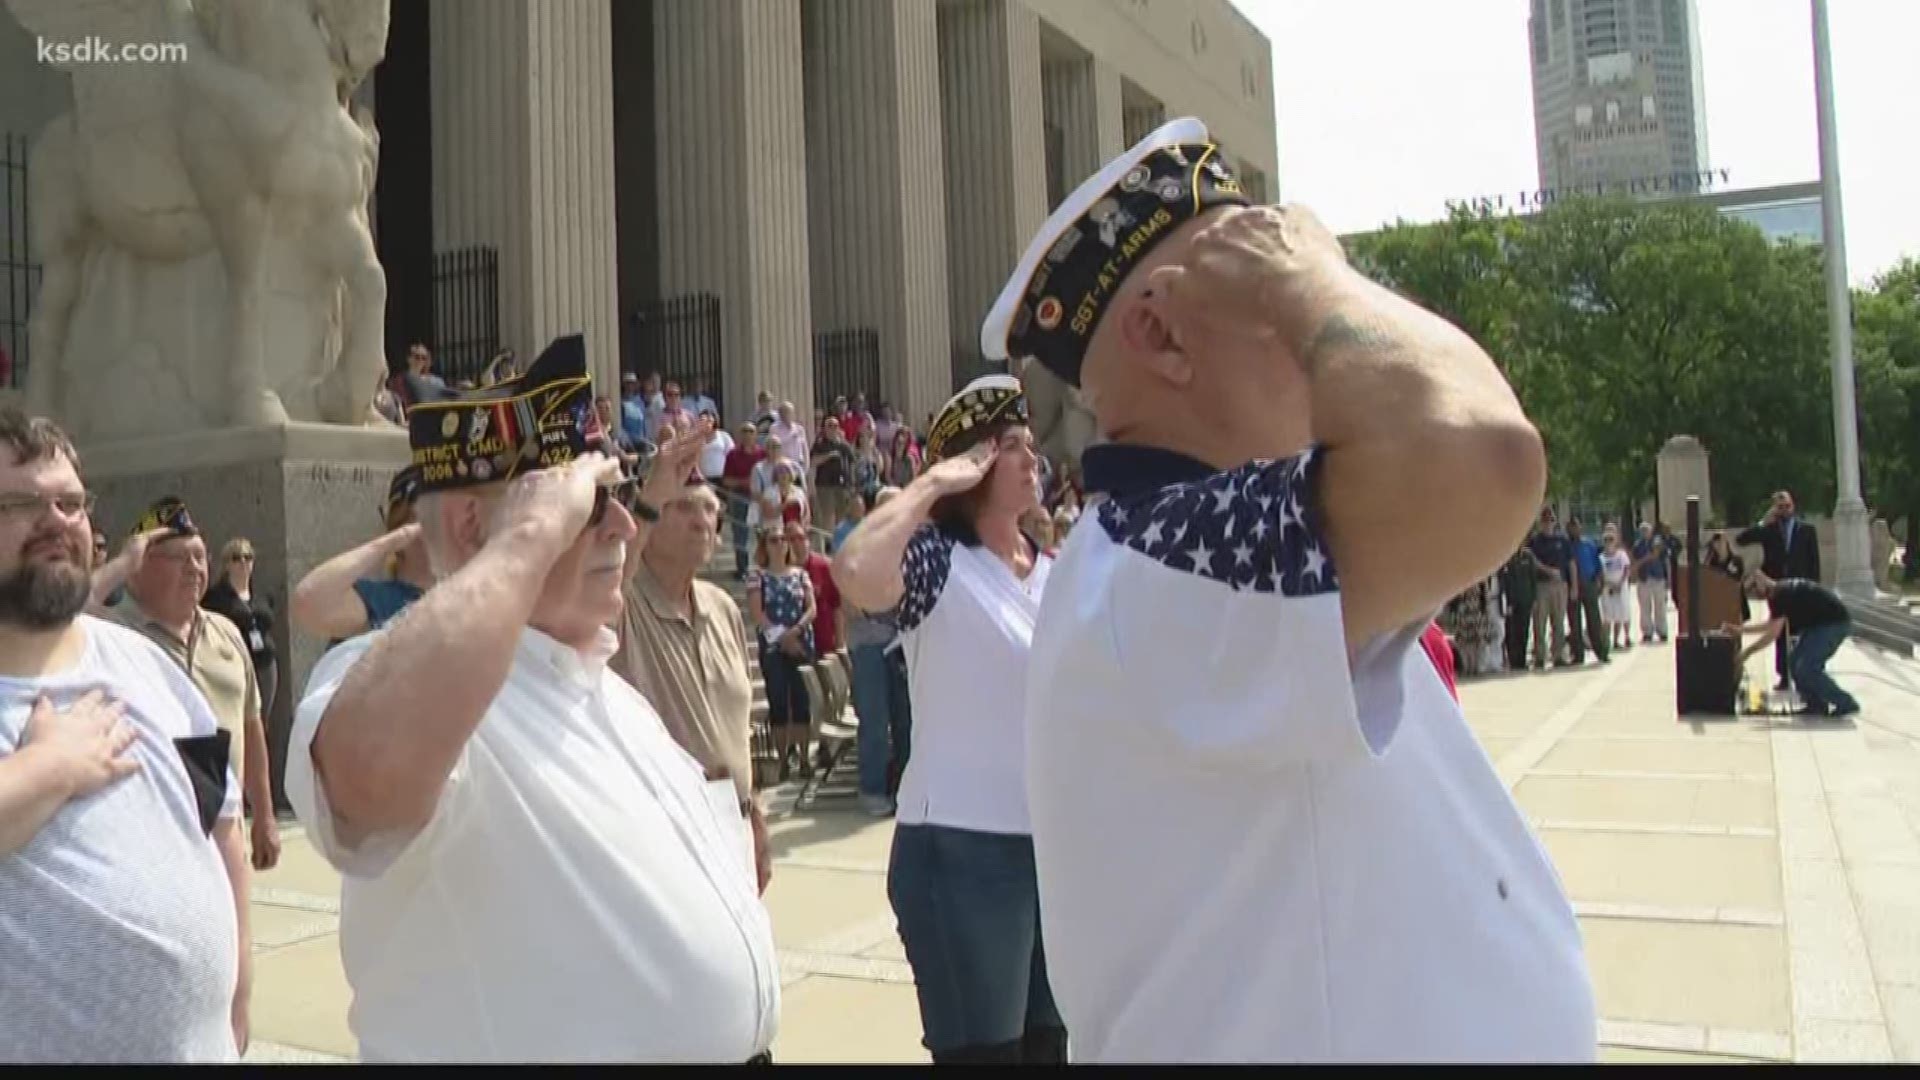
left=757, top=642, right=812, bottom=728
left=887, top=824, right=1066, bottom=1062
left=850, top=643, right=912, bottom=799
left=1791, top=622, right=1859, bottom=713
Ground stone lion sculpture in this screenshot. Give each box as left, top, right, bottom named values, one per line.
left=7, top=0, right=391, bottom=440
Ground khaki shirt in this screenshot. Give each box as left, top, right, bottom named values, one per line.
left=611, top=564, right=756, bottom=803
left=114, top=599, right=261, bottom=788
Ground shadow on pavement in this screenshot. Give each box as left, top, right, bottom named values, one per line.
left=766, top=805, right=889, bottom=861
left=1463, top=662, right=1612, bottom=684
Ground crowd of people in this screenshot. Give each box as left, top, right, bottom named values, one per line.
left=1437, top=512, right=1684, bottom=677
left=1430, top=489, right=1862, bottom=717
left=3, top=116, right=1722, bottom=1065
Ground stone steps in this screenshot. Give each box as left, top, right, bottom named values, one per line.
left=1843, top=596, right=1919, bottom=659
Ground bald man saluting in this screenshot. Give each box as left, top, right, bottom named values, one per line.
left=1000, top=120, right=1595, bottom=1063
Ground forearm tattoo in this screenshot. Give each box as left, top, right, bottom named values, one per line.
left=1304, top=311, right=1403, bottom=374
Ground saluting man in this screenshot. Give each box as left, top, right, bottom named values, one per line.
left=989, top=119, right=1596, bottom=1062
left=286, top=335, right=778, bottom=1063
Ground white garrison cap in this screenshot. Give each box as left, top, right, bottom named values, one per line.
left=979, top=117, right=1249, bottom=388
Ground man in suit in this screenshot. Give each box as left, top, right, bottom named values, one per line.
left=1737, top=490, right=1821, bottom=690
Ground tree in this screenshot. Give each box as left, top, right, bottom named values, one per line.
left=1853, top=259, right=1920, bottom=581
left=1348, top=198, right=1837, bottom=524
left=1348, top=207, right=1592, bottom=497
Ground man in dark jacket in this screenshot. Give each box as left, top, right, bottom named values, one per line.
left=1498, top=544, right=1540, bottom=672
left=1737, top=491, right=1821, bottom=689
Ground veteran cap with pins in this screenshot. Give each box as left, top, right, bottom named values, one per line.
left=979, top=117, right=1250, bottom=390
left=925, top=373, right=1029, bottom=464
left=130, top=495, right=196, bottom=539
left=406, top=333, right=606, bottom=496
left=383, top=464, right=423, bottom=526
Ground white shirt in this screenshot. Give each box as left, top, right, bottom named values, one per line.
left=700, top=429, right=736, bottom=479
left=889, top=525, right=1051, bottom=835
left=1026, top=446, right=1595, bottom=1063
left=769, top=420, right=809, bottom=468
left=748, top=460, right=785, bottom=527
left=286, top=626, right=779, bottom=1063
left=1602, top=547, right=1631, bottom=587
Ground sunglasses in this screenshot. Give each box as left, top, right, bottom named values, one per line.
left=590, top=480, right=641, bottom=527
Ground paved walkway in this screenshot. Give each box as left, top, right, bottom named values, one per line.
left=240, top=639, right=1920, bottom=1064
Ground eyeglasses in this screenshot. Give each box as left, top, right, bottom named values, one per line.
left=230, top=552, right=254, bottom=563
left=0, top=491, right=96, bottom=523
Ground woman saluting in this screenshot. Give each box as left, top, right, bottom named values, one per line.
left=831, top=375, right=1064, bottom=1064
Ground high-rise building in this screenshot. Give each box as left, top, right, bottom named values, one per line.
left=1528, top=0, right=1710, bottom=197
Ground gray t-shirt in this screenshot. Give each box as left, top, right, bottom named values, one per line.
left=0, top=616, right=241, bottom=1063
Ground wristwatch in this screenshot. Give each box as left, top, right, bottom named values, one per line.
left=631, top=496, right=661, bottom=522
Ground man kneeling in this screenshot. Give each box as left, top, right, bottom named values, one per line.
left=1726, top=572, right=1861, bottom=718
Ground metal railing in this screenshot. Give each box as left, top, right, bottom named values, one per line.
left=811, top=327, right=880, bottom=409
left=629, top=294, right=724, bottom=417
left=2, top=132, right=37, bottom=390
left=950, top=343, right=1002, bottom=393
left=711, top=482, right=837, bottom=553
left=431, top=245, right=501, bottom=386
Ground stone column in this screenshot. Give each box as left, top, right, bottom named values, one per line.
left=801, top=0, right=952, bottom=426
left=1042, top=55, right=1125, bottom=194
left=937, top=0, right=1048, bottom=377
left=655, top=0, right=816, bottom=420
left=429, top=0, right=620, bottom=390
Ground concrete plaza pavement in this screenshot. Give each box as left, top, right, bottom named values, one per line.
left=239, top=638, right=1920, bottom=1064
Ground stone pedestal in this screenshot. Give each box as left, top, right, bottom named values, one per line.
left=1831, top=498, right=1877, bottom=599
left=1656, top=435, right=1711, bottom=533
left=81, top=424, right=412, bottom=810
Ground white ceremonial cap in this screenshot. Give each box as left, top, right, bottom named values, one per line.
left=979, top=117, right=1250, bottom=388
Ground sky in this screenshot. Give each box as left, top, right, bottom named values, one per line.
left=1235, top=0, right=1920, bottom=285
